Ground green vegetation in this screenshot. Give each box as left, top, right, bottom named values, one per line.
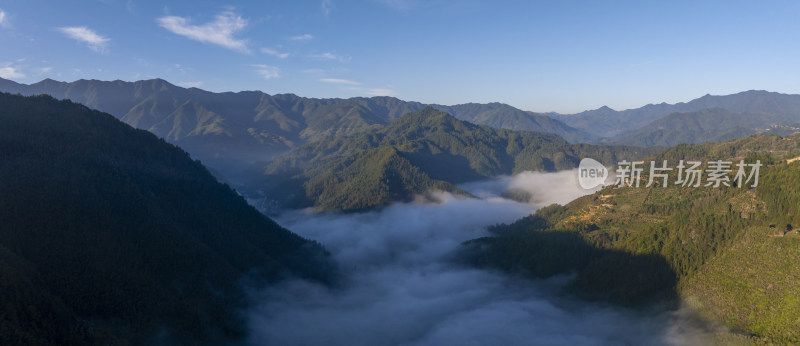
left=0, top=77, right=590, bottom=177
left=304, top=146, right=464, bottom=211
left=431, top=102, right=593, bottom=143
left=463, top=132, right=800, bottom=343
left=0, top=93, right=335, bottom=345
left=252, top=107, right=656, bottom=212
left=607, top=108, right=760, bottom=146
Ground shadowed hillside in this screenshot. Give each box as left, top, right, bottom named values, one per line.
left=0, top=93, right=335, bottom=345
left=463, top=133, right=800, bottom=343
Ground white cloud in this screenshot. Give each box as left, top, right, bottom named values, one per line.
left=248, top=171, right=711, bottom=345
left=178, top=81, right=204, bottom=88
left=364, top=88, right=395, bottom=96
left=321, top=0, right=332, bottom=15
left=36, top=67, right=52, bottom=75
left=58, top=26, right=110, bottom=53
left=170, top=63, right=188, bottom=74
left=0, top=63, right=25, bottom=79
left=347, top=86, right=397, bottom=97
left=320, top=78, right=396, bottom=96
left=0, top=9, right=8, bottom=28
left=289, top=34, right=313, bottom=41
left=261, top=48, right=289, bottom=59
left=253, top=64, right=280, bottom=79
left=310, top=52, right=350, bottom=62
left=158, top=11, right=250, bottom=53
left=320, top=78, right=359, bottom=85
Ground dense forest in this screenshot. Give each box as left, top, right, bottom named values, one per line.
left=249, top=106, right=658, bottom=212
left=0, top=77, right=591, bottom=175
left=463, top=133, right=800, bottom=343
left=0, top=93, right=335, bottom=345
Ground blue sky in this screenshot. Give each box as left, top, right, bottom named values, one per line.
left=1, top=0, right=799, bottom=113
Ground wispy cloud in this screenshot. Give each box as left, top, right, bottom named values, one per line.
left=321, top=0, right=332, bottom=15
left=0, top=9, right=8, bottom=28
left=0, top=62, right=25, bottom=79
left=346, top=86, right=396, bottom=96
left=58, top=26, right=110, bottom=53
left=320, top=77, right=396, bottom=96
left=178, top=81, right=204, bottom=88
left=170, top=63, right=190, bottom=75
left=320, top=78, right=359, bottom=85
left=36, top=67, right=52, bottom=75
left=253, top=64, right=280, bottom=79
left=158, top=11, right=250, bottom=53
left=261, top=48, right=289, bottom=59
left=364, top=88, right=395, bottom=96
left=289, top=34, right=313, bottom=41
left=310, top=52, right=351, bottom=63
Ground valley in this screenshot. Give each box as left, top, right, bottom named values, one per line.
left=3, top=76, right=800, bottom=344
left=3, top=3, right=800, bottom=342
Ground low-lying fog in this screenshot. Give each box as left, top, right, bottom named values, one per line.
left=247, top=170, right=710, bottom=345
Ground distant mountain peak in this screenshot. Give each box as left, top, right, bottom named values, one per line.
left=33, top=78, right=61, bottom=87
left=597, top=105, right=615, bottom=112
left=738, top=89, right=780, bottom=96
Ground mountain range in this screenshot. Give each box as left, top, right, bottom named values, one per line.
left=248, top=107, right=654, bottom=212
left=604, top=108, right=760, bottom=147
left=0, top=77, right=590, bottom=174
left=4, top=80, right=800, bottom=343
left=7, top=76, right=800, bottom=212
left=551, top=90, right=800, bottom=140
left=4, top=78, right=800, bottom=160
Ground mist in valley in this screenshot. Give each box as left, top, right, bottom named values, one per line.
left=247, top=171, right=713, bottom=345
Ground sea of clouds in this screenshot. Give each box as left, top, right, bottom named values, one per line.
left=247, top=170, right=713, bottom=345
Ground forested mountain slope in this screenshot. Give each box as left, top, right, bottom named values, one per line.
left=0, top=93, right=335, bottom=345
left=0, top=77, right=589, bottom=175
left=249, top=107, right=655, bottom=212
left=463, top=133, right=800, bottom=343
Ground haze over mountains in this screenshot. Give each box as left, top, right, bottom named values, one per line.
left=553, top=90, right=800, bottom=141
left=6, top=0, right=800, bottom=343
left=3, top=78, right=800, bottom=157
left=4, top=76, right=800, bottom=213
left=3, top=85, right=800, bottom=344
left=0, top=77, right=590, bottom=166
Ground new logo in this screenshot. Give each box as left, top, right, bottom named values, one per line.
left=578, top=158, right=608, bottom=190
